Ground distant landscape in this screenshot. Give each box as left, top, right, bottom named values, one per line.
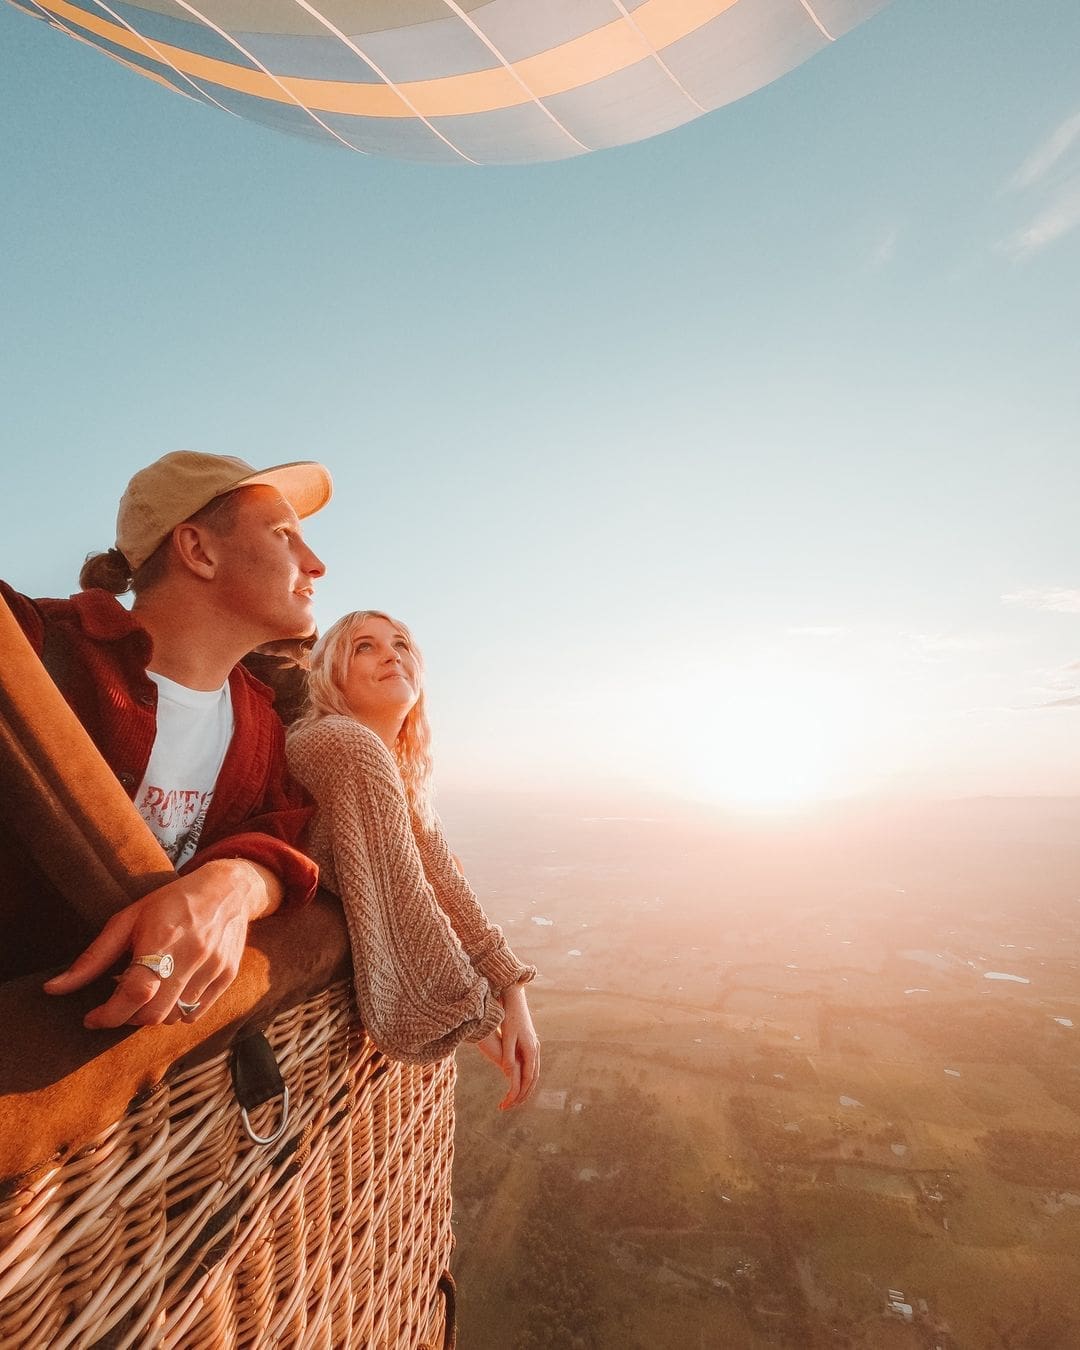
left=443, top=794, right=1080, bottom=1349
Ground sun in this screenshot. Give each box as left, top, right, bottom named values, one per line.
left=671, top=668, right=865, bottom=809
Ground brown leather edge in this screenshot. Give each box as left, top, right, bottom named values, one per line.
left=0, top=891, right=351, bottom=1187
left=439, top=1270, right=458, bottom=1350
left=0, top=599, right=176, bottom=930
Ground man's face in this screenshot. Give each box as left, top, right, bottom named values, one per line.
left=210, top=485, right=325, bottom=641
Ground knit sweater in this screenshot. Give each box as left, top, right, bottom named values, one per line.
left=286, top=715, right=535, bottom=1064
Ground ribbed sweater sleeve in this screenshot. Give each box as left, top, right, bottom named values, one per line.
left=286, top=716, right=529, bottom=1064
left=411, top=814, right=536, bottom=993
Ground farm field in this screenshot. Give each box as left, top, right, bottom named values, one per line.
left=447, top=795, right=1080, bottom=1348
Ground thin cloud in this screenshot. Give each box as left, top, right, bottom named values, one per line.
left=904, top=632, right=986, bottom=660
left=1002, top=587, right=1080, bottom=614
left=1002, top=184, right=1080, bottom=259
left=1040, top=667, right=1080, bottom=692
left=1000, top=696, right=1080, bottom=712
left=1000, top=109, right=1080, bottom=258
left=1026, top=659, right=1080, bottom=706
left=787, top=625, right=847, bottom=638
left=1008, top=110, right=1080, bottom=191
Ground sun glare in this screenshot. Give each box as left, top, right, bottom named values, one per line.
left=667, top=668, right=866, bottom=809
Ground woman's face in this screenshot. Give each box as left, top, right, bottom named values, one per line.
left=340, top=614, right=420, bottom=725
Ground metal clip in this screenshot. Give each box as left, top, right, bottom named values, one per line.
left=231, top=1032, right=291, bottom=1147
left=240, top=1086, right=291, bottom=1146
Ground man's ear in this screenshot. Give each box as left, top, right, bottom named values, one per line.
left=172, top=522, right=219, bottom=579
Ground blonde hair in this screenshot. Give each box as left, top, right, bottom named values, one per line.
left=295, top=610, right=435, bottom=826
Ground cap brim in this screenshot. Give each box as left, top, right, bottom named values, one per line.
left=237, top=461, right=333, bottom=520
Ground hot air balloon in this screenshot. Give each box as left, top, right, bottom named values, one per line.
left=8, top=0, right=890, bottom=165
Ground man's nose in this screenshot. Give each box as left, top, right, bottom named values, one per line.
left=301, top=544, right=325, bottom=578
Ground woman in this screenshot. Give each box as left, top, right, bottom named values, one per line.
left=286, top=611, right=540, bottom=1108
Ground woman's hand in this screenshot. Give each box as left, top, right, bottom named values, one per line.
left=474, top=987, right=540, bottom=1110
left=476, top=1030, right=505, bottom=1070
left=492, top=983, right=540, bottom=1111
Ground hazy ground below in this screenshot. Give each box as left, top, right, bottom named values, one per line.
left=442, top=793, right=1080, bottom=1349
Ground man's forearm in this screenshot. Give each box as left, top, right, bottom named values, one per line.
left=216, top=857, right=286, bottom=921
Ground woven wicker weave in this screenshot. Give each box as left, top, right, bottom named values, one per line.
left=0, top=598, right=458, bottom=1349
left=0, top=980, right=456, bottom=1349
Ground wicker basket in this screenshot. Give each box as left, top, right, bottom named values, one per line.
left=0, top=982, right=456, bottom=1350
left=0, top=601, right=457, bottom=1348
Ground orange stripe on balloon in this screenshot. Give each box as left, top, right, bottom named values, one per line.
left=37, top=0, right=744, bottom=119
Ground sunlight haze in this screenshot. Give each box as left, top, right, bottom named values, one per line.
left=4, top=2, right=1080, bottom=1345
left=2, top=0, right=1078, bottom=807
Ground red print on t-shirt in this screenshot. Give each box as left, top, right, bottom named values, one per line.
left=140, top=785, right=212, bottom=831
left=137, top=785, right=214, bottom=862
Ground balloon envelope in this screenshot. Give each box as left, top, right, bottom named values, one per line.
left=9, top=0, right=890, bottom=164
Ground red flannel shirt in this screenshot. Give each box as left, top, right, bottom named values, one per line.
left=1, top=582, right=318, bottom=979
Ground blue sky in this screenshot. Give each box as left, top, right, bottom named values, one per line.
left=2, top=0, right=1079, bottom=805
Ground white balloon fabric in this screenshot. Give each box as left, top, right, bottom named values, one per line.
left=8, top=0, right=891, bottom=164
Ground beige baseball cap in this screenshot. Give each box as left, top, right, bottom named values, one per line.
left=116, top=451, right=333, bottom=570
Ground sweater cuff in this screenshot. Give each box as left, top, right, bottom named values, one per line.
left=473, top=941, right=537, bottom=995
left=185, top=834, right=319, bottom=908
left=369, top=988, right=505, bottom=1065
left=471, top=994, right=506, bottom=1042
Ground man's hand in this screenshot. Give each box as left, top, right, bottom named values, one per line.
left=43, top=859, right=283, bottom=1029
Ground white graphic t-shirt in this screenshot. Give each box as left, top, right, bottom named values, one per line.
left=134, top=672, right=235, bottom=866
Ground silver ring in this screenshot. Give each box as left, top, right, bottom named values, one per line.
left=130, top=953, right=175, bottom=979
left=177, top=998, right=202, bottom=1018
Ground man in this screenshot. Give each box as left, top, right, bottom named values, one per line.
left=1, top=450, right=330, bottom=1029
